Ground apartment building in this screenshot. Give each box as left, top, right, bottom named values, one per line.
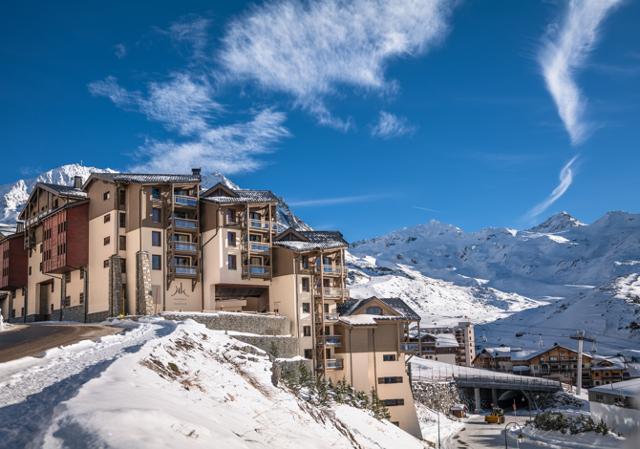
left=417, top=322, right=475, bottom=366
left=408, top=329, right=460, bottom=365
left=329, top=296, right=422, bottom=438
left=83, top=171, right=203, bottom=318
left=15, top=178, right=89, bottom=322
left=0, top=228, right=28, bottom=320
left=474, top=343, right=632, bottom=387
left=0, top=170, right=429, bottom=437
left=271, top=229, right=348, bottom=371
left=199, top=182, right=279, bottom=312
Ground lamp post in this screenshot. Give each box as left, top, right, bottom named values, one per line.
left=504, top=421, right=521, bottom=449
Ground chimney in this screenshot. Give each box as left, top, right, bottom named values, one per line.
left=191, top=168, right=201, bottom=177
left=73, top=176, right=83, bottom=189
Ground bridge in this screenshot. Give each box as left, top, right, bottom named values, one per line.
left=409, top=357, right=562, bottom=412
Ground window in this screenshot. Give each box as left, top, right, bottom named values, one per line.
left=28, top=266, right=32, bottom=275
left=151, top=187, right=161, bottom=200
left=381, top=399, right=404, bottom=407
left=304, top=349, right=313, bottom=359
left=366, top=306, right=383, bottom=315
left=103, top=214, right=110, bottom=223
left=21, top=287, right=25, bottom=296
left=11, top=290, right=16, bottom=299
left=152, top=231, right=161, bottom=247
left=103, top=191, right=111, bottom=201
left=119, top=212, right=126, bottom=228
left=121, top=261, right=126, bottom=273
left=225, top=209, right=236, bottom=224
left=303, top=326, right=311, bottom=337
left=383, top=354, right=397, bottom=362
left=378, top=377, right=403, bottom=384
left=301, top=277, right=310, bottom=292
left=104, top=259, right=110, bottom=268
left=151, top=207, right=161, bottom=223
left=228, top=254, right=237, bottom=270
left=39, top=243, right=43, bottom=253
left=79, top=269, right=84, bottom=279
left=119, top=236, right=127, bottom=250
left=227, top=231, right=236, bottom=247
left=64, top=272, right=71, bottom=283
left=302, top=303, right=310, bottom=313
left=324, top=304, right=329, bottom=313
left=118, top=189, right=126, bottom=208
left=104, top=236, right=110, bottom=246
left=63, top=296, right=71, bottom=307
left=152, top=255, right=162, bottom=270
left=39, top=262, right=43, bottom=272
left=79, top=293, right=84, bottom=304
left=301, top=255, right=309, bottom=269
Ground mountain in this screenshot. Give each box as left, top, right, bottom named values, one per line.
left=478, top=273, right=640, bottom=358
left=0, top=164, right=310, bottom=233
left=0, top=164, right=116, bottom=232
left=350, top=212, right=640, bottom=298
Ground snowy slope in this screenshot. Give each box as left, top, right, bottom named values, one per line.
left=10, top=319, right=423, bottom=449
left=478, top=273, right=640, bottom=358
left=350, top=211, right=640, bottom=298
left=347, top=253, right=543, bottom=326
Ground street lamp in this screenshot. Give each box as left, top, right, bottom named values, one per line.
left=504, top=421, right=522, bottom=449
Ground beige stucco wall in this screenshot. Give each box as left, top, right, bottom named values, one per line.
left=87, top=214, right=114, bottom=315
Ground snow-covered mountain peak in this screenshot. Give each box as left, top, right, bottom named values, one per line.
left=528, top=211, right=584, bottom=234
left=202, top=172, right=241, bottom=190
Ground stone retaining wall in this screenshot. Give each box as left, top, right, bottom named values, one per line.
left=412, top=380, right=464, bottom=414
left=162, top=312, right=290, bottom=336
left=233, top=334, right=299, bottom=358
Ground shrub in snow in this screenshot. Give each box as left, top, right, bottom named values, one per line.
left=532, top=412, right=609, bottom=435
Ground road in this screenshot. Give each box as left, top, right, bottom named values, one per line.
left=444, top=414, right=547, bottom=449
left=0, top=323, right=121, bottom=362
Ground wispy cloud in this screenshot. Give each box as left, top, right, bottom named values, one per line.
left=539, top=0, right=622, bottom=145
left=526, top=156, right=579, bottom=219
left=371, top=111, right=415, bottom=138
left=288, top=194, right=389, bottom=207
left=219, top=0, right=455, bottom=129
left=413, top=206, right=440, bottom=213
left=165, top=15, right=211, bottom=61
left=89, top=74, right=289, bottom=174
left=114, top=43, right=127, bottom=59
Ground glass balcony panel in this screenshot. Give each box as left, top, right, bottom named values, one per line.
left=173, top=218, right=198, bottom=229
left=174, top=195, right=198, bottom=207
left=249, top=219, right=271, bottom=230
left=174, top=242, right=197, bottom=252
left=249, top=242, right=270, bottom=253
left=174, top=266, right=197, bottom=276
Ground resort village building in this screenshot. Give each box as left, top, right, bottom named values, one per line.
left=0, top=169, right=422, bottom=437
left=408, top=321, right=476, bottom=367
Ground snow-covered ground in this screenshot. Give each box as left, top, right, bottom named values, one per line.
left=348, top=255, right=543, bottom=326
left=416, top=402, right=463, bottom=447
left=0, top=319, right=424, bottom=449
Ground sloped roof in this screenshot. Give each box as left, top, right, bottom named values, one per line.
left=338, top=296, right=421, bottom=322
left=274, top=228, right=348, bottom=251
left=590, top=378, right=640, bottom=397
left=38, top=183, right=87, bottom=199
left=87, top=173, right=201, bottom=185
left=200, top=182, right=278, bottom=204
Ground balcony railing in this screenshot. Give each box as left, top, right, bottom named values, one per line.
left=174, top=266, right=197, bottom=277
left=325, top=359, right=344, bottom=370
left=323, top=335, right=342, bottom=347
left=315, top=287, right=347, bottom=298
left=172, top=217, right=198, bottom=230
left=249, top=219, right=271, bottom=230
left=173, top=242, right=197, bottom=253
left=244, top=264, right=271, bottom=277
left=324, top=312, right=339, bottom=321
left=400, top=342, right=420, bottom=352
left=174, top=195, right=198, bottom=207
left=249, top=242, right=270, bottom=253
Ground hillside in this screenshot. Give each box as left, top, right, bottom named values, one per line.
left=0, top=319, right=423, bottom=448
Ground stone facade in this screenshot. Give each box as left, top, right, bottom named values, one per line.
left=109, top=255, right=124, bottom=316
left=136, top=251, right=153, bottom=315
left=233, top=335, right=298, bottom=358
left=412, top=381, right=464, bottom=414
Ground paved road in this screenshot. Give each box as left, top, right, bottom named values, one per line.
left=0, top=323, right=120, bottom=362
left=444, top=414, right=547, bottom=449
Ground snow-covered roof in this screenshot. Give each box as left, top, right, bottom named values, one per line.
left=339, top=314, right=382, bottom=326
left=274, top=229, right=348, bottom=252
left=590, top=378, right=640, bottom=397
left=89, top=173, right=201, bottom=185
left=202, top=190, right=278, bottom=204
left=338, top=297, right=421, bottom=322
left=38, top=182, right=87, bottom=199
left=435, top=333, right=460, bottom=348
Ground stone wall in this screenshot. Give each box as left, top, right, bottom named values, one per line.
left=162, top=312, right=290, bottom=335
left=233, top=335, right=298, bottom=358
left=86, top=311, right=110, bottom=323
left=109, top=255, right=124, bottom=316
left=412, top=381, right=465, bottom=414
left=61, top=305, right=85, bottom=322
left=136, top=251, right=153, bottom=315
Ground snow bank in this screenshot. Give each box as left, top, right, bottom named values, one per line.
left=39, top=320, right=423, bottom=449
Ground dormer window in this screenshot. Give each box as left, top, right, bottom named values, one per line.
left=366, top=306, right=383, bottom=315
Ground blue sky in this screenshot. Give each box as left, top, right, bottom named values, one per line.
left=1, top=0, right=639, bottom=241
